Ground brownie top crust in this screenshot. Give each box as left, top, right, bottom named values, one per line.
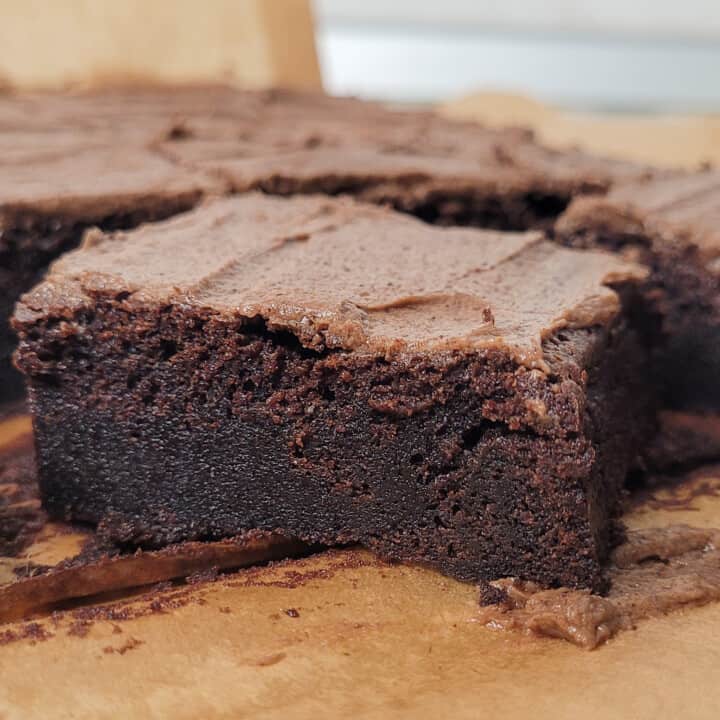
left=16, top=194, right=642, bottom=367
left=558, top=169, right=720, bottom=271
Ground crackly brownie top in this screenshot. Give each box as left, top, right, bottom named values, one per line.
left=17, top=193, right=642, bottom=367
left=558, top=169, right=720, bottom=271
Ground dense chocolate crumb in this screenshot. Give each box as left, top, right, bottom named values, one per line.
left=0, top=621, right=52, bottom=646
left=478, top=581, right=511, bottom=607
left=67, top=619, right=92, bottom=638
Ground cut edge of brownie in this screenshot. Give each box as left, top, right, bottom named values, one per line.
left=236, top=171, right=576, bottom=232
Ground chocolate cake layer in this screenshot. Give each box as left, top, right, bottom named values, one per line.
left=14, top=194, right=653, bottom=589
left=556, top=169, right=720, bottom=415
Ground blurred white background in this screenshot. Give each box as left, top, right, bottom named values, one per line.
left=314, top=0, right=720, bottom=111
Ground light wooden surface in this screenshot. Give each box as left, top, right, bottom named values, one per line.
left=0, top=0, right=321, bottom=91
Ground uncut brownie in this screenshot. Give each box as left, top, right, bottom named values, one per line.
left=0, top=138, right=216, bottom=401
left=556, top=170, right=720, bottom=465
left=14, top=194, right=652, bottom=589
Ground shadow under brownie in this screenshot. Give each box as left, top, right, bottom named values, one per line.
left=14, top=193, right=653, bottom=590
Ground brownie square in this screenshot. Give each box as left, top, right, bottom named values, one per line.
left=556, top=170, right=720, bottom=416
left=14, top=194, right=652, bottom=589
left=0, top=141, right=215, bottom=401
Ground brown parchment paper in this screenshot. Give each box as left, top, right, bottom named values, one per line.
left=2, top=99, right=720, bottom=719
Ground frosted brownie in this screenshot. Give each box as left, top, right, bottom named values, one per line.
left=14, top=194, right=652, bottom=589
left=557, top=170, right=720, bottom=466
left=0, top=138, right=217, bottom=401
left=0, top=87, right=645, bottom=226
left=154, top=88, right=648, bottom=229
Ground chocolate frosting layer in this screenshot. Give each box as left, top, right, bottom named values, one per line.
left=17, top=194, right=643, bottom=365
left=478, top=524, right=720, bottom=649
left=558, top=169, right=720, bottom=270
left=0, top=146, right=215, bottom=218
left=151, top=89, right=648, bottom=200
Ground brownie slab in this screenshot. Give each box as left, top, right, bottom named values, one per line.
left=0, top=141, right=216, bottom=401
left=556, top=169, right=720, bottom=416
left=14, top=194, right=652, bottom=589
